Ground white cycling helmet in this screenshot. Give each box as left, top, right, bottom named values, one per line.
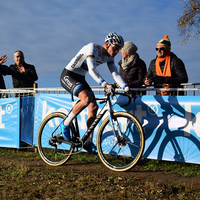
left=105, top=32, right=124, bottom=47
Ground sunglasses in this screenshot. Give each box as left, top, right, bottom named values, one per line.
left=156, top=47, right=165, bottom=51
left=112, top=45, right=121, bottom=52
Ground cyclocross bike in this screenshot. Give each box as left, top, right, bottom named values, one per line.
left=37, top=89, right=145, bottom=172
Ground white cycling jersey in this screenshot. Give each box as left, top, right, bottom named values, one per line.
left=65, top=43, right=128, bottom=90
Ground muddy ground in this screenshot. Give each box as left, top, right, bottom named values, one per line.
left=0, top=152, right=199, bottom=190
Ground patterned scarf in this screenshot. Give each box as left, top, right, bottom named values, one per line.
left=121, top=55, right=135, bottom=71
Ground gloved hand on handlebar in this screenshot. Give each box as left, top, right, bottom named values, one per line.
left=104, top=84, right=115, bottom=97
left=112, top=82, right=120, bottom=89
left=125, top=90, right=135, bottom=98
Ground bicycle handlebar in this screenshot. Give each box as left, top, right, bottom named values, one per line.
left=70, top=85, right=135, bottom=108
left=114, top=91, right=133, bottom=107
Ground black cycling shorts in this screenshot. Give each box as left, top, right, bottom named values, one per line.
left=60, top=68, right=94, bottom=97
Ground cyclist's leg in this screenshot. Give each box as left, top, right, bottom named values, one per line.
left=74, top=85, right=98, bottom=154
left=61, top=69, right=95, bottom=116
left=74, top=80, right=98, bottom=154
left=60, top=69, right=88, bottom=140
left=86, top=97, right=98, bottom=129
left=77, top=80, right=98, bottom=144
left=71, top=89, right=98, bottom=154
left=71, top=89, right=96, bottom=116
left=60, top=69, right=92, bottom=117
left=83, top=95, right=98, bottom=143
left=60, top=69, right=97, bottom=149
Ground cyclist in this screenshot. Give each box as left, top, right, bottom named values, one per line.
left=60, top=32, right=130, bottom=154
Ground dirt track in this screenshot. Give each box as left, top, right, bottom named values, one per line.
left=1, top=153, right=199, bottom=190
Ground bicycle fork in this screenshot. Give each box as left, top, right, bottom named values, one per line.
left=107, top=99, right=124, bottom=142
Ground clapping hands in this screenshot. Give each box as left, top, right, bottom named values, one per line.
left=16, top=64, right=25, bottom=73
left=0, top=55, right=7, bottom=65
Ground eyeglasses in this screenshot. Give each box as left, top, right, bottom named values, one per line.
left=112, top=45, right=121, bottom=52
left=156, top=47, right=165, bottom=51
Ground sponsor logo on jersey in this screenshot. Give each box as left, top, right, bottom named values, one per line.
left=92, top=68, right=100, bottom=79
left=71, top=54, right=84, bottom=68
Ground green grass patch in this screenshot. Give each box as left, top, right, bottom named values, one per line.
left=135, top=159, right=200, bottom=177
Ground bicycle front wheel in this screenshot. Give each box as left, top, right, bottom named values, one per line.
left=96, top=111, right=145, bottom=172
left=37, top=112, right=75, bottom=166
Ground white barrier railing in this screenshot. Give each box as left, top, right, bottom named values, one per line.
left=0, top=83, right=200, bottom=97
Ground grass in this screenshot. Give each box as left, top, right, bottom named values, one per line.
left=135, top=158, right=200, bottom=177
left=0, top=147, right=200, bottom=199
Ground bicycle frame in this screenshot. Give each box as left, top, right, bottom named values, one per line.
left=59, top=92, right=129, bottom=148
left=77, top=94, right=119, bottom=145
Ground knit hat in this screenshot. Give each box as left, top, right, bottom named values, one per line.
left=157, top=35, right=171, bottom=54
left=122, top=41, right=138, bottom=55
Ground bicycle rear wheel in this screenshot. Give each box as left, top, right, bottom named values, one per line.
left=37, top=112, right=75, bottom=166
left=96, top=111, right=145, bottom=172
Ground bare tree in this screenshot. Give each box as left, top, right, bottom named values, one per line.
left=177, top=0, right=200, bottom=43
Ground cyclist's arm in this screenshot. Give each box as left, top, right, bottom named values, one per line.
left=108, top=62, right=129, bottom=91
left=86, top=56, right=107, bottom=87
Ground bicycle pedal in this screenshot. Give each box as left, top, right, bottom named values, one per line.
left=57, top=134, right=64, bottom=139
left=49, top=140, right=57, bottom=148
